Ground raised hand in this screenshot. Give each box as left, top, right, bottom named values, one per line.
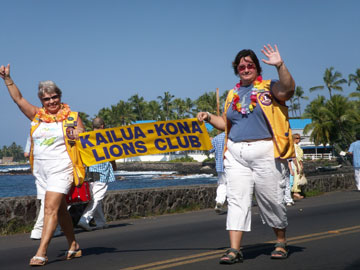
left=0, top=64, right=11, bottom=80
left=261, top=44, right=283, bottom=68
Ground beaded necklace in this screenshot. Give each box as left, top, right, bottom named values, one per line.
left=36, top=103, right=71, bottom=123
left=232, top=76, right=264, bottom=115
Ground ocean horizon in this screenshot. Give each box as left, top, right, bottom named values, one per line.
left=0, top=165, right=217, bottom=198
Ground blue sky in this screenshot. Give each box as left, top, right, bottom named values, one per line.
left=1, top=0, right=359, bottom=147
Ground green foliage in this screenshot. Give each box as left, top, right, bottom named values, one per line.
left=169, top=156, right=196, bottom=162
left=167, top=203, right=201, bottom=214
left=0, top=219, right=33, bottom=235
left=309, top=67, right=347, bottom=98
left=304, top=189, right=324, bottom=198
left=203, top=157, right=215, bottom=163
left=303, top=93, right=360, bottom=152
left=0, top=142, right=26, bottom=162
left=78, top=111, right=93, bottom=131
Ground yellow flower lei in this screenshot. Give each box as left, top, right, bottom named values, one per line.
left=36, top=103, right=71, bottom=123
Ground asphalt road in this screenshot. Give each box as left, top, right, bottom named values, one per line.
left=1, top=190, right=360, bottom=270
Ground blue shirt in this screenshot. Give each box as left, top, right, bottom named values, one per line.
left=226, top=81, right=276, bottom=142
left=89, top=162, right=116, bottom=183
left=349, top=140, right=360, bottom=168
left=209, top=132, right=226, bottom=173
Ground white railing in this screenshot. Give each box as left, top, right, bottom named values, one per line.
left=304, top=153, right=333, bottom=160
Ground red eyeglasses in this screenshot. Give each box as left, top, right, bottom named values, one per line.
left=238, top=63, right=256, bottom=72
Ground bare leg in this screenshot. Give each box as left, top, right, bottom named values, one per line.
left=229, top=230, right=243, bottom=250
left=58, top=195, right=79, bottom=252
left=272, top=227, right=287, bottom=256
left=33, top=192, right=79, bottom=259
left=33, top=191, right=63, bottom=257
left=220, top=230, right=243, bottom=261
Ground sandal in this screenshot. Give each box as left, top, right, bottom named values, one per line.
left=65, top=249, right=82, bottom=260
left=29, top=256, right=48, bottom=266
left=271, top=242, right=288, bottom=259
left=219, top=248, right=243, bottom=264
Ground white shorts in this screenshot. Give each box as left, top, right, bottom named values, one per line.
left=224, top=139, right=288, bottom=231
left=33, top=159, right=73, bottom=197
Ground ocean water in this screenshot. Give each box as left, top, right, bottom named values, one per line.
left=0, top=165, right=217, bottom=198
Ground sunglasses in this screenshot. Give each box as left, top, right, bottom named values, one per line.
left=294, top=137, right=301, bottom=140
left=238, top=63, right=256, bottom=72
left=42, top=95, right=59, bottom=102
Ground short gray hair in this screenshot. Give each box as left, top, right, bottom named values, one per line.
left=38, top=80, right=62, bottom=100
left=92, top=117, right=105, bottom=129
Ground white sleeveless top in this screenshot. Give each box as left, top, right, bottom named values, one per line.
left=32, top=122, right=70, bottom=160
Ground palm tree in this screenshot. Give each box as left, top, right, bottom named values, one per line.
left=184, top=97, right=195, bottom=117
left=348, top=68, right=360, bottom=91
left=97, top=101, right=135, bottom=127
left=322, top=95, right=360, bottom=151
left=115, top=100, right=136, bottom=125
left=97, top=107, right=113, bottom=127
left=293, top=86, right=308, bottom=116
left=195, top=91, right=218, bottom=114
left=146, top=100, right=162, bottom=120
left=303, top=95, right=359, bottom=152
left=348, top=69, right=360, bottom=99
left=303, top=95, right=330, bottom=146
left=78, top=112, right=93, bottom=131
left=128, top=94, right=147, bottom=120
left=157, top=91, right=174, bottom=120
left=309, top=67, right=347, bottom=99
left=172, top=98, right=187, bottom=119
left=288, top=102, right=299, bottom=118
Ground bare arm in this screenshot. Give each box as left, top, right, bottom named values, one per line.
left=197, top=111, right=226, bottom=131
left=288, top=160, right=294, bottom=176
left=261, top=44, right=295, bottom=102
left=0, top=64, right=38, bottom=120
left=293, top=158, right=300, bottom=174
left=110, top=160, right=117, bottom=171
left=73, top=117, right=85, bottom=139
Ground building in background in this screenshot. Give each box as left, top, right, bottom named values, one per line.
left=289, top=118, right=333, bottom=160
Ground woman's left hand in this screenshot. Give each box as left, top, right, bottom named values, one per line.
left=73, top=127, right=84, bottom=140
left=261, top=44, right=283, bottom=68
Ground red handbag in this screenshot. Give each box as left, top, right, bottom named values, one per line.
left=66, top=181, right=91, bottom=205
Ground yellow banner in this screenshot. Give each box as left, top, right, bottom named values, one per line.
left=77, top=118, right=212, bottom=166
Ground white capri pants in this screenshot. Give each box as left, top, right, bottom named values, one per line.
left=354, top=168, right=360, bottom=190
left=224, top=139, right=288, bottom=231
left=215, top=172, right=227, bottom=205
left=81, top=181, right=108, bottom=224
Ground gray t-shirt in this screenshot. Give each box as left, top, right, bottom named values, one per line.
left=227, top=81, right=276, bottom=142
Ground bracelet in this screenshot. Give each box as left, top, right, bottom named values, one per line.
left=276, top=61, right=284, bottom=69
left=5, top=81, right=14, bottom=86
left=205, top=112, right=211, bottom=122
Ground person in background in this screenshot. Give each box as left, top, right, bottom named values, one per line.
left=209, top=132, right=227, bottom=214
left=1, top=64, right=83, bottom=266
left=197, top=44, right=295, bottom=263
left=24, top=135, right=31, bottom=158
left=77, top=117, right=117, bottom=231
left=291, top=133, right=304, bottom=199
left=285, top=159, right=295, bottom=206
left=348, top=133, right=360, bottom=191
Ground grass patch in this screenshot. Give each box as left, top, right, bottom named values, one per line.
left=167, top=203, right=201, bottom=214
left=0, top=219, right=33, bottom=235
left=169, top=156, right=196, bottom=162
left=304, top=189, right=325, bottom=198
